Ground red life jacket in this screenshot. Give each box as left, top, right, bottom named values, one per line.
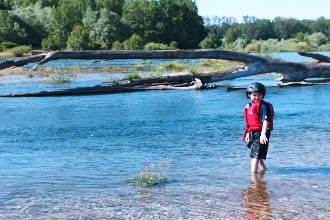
left=242, top=101, right=274, bottom=141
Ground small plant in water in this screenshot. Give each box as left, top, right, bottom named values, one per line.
left=188, top=64, right=200, bottom=75
left=50, top=72, right=72, bottom=84
left=124, top=158, right=172, bottom=187
left=124, top=73, right=141, bottom=80
left=49, top=68, right=74, bottom=84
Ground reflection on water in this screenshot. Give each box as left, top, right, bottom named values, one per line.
left=243, top=172, right=272, bottom=220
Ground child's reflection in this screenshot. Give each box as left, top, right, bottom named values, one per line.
left=243, top=172, right=272, bottom=220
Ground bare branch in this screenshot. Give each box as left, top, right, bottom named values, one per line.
left=298, top=52, right=330, bottom=63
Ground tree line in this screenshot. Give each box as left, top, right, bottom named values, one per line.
left=0, top=0, right=329, bottom=54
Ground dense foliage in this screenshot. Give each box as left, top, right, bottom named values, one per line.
left=0, top=0, right=329, bottom=53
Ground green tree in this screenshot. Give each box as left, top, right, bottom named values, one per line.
left=96, top=0, right=125, bottom=16
left=112, top=40, right=124, bottom=50
left=3, top=0, right=330, bottom=52
left=67, top=25, right=89, bottom=50
left=273, top=17, right=308, bottom=39
left=223, top=27, right=238, bottom=45
left=250, top=19, right=275, bottom=40
left=204, top=16, right=237, bottom=46
left=42, top=0, right=85, bottom=49
left=241, top=16, right=257, bottom=42
left=83, top=8, right=129, bottom=49
left=39, top=0, right=59, bottom=7
left=14, top=0, right=39, bottom=7
left=308, top=32, right=328, bottom=47
left=11, top=2, right=51, bottom=47
left=159, top=0, right=205, bottom=48
left=313, top=17, right=330, bottom=36
left=0, top=10, right=27, bottom=44
left=122, top=0, right=162, bottom=45
left=123, top=34, right=143, bottom=50
left=294, top=32, right=309, bottom=43
left=123, top=0, right=205, bottom=49
left=0, top=0, right=13, bottom=10
left=199, top=32, right=221, bottom=49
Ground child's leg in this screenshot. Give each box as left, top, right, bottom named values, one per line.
left=258, top=159, right=266, bottom=172
left=251, top=158, right=259, bottom=174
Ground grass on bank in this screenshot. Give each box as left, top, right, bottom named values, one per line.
left=0, top=46, right=32, bottom=58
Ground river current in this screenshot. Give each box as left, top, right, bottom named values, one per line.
left=0, top=53, right=329, bottom=219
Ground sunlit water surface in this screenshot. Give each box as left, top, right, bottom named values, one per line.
left=0, top=55, right=329, bottom=219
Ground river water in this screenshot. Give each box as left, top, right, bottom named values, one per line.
left=0, top=53, right=329, bottom=219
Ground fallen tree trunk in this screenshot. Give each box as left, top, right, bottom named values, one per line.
left=1, top=49, right=264, bottom=70
left=0, top=78, right=208, bottom=97
left=1, top=49, right=329, bottom=82
left=0, top=49, right=329, bottom=97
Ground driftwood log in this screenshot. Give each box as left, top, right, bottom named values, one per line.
left=0, top=49, right=329, bottom=97
left=0, top=78, right=207, bottom=97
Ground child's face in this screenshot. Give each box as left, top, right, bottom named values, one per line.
left=248, top=92, right=264, bottom=102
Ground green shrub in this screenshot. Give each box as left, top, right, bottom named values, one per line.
left=112, top=40, right=124, bottom=50
left=199, top=33, right=219, bottom=49
left=294, top=42, right=311, bottom=52
left=260, top=39, right=279, bottom=53
left=123, top=34, right=144, bottom=50
left=10, top=45, right=32, bottom=57
left=169, top=41, right=178, bottom=49
left=144, top=42, right=171, bottom=50
left=244, top=40, right=261, bottom=53
left=0, top=41, right=17, bottom=51
left=66, top=25, right=89, bottom=50
left=309, top=32, right=328, bottom=47
left=318, top=43, right=330, bottom=51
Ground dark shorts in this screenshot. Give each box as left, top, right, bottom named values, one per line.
left=247, top=131, right=271, bottom=159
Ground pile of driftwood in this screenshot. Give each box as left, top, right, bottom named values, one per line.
left=0, top=49, right=329, bottom=97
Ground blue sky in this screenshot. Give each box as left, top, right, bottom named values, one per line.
left=194, top=0, right=329, bottom=21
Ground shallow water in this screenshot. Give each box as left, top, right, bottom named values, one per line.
left=0, top=72, right=329, bottom=219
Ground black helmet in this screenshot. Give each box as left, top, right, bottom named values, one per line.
left=246, top=82, right=266, bottom=98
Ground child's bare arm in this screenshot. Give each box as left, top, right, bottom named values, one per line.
left=260, top=121, right=269, bottom=144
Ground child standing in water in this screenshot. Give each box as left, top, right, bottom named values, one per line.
left=243, top=82, right=274, bottom=174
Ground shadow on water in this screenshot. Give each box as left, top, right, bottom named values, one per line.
left=243, top=172, right=272, bottom=220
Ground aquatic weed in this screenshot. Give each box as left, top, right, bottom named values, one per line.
left=124, top=73, right=141, bottom=80
left=50, top=69, right=73, bottom=84
left=124, top=158, right=172, bottom=187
